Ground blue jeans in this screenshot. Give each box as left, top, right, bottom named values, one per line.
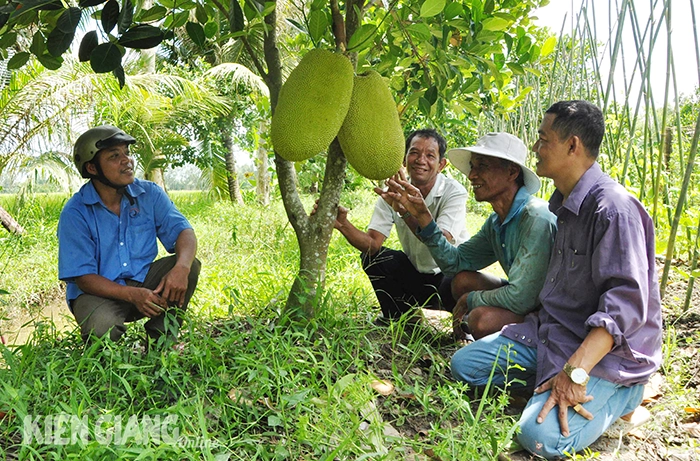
left=451, top=332, right=644, bottom=459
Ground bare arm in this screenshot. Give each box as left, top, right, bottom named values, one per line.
left=332, top=205, right=386, bottom=255
left=154, top=228, right=197, bottom=307
left=534, top=327, right=614, bottom=436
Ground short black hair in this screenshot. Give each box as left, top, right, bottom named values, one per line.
left=405, top=128, right=447, bottom=159
left=545, top=100, right=605, bottom=158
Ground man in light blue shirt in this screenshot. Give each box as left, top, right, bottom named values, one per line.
left=58, top=125, right=200, bottom=343
left=386, top=132, right=556, bottom=339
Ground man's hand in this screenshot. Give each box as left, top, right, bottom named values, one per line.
left=452, top=294, right=470, bottom=340
left=129, top=287, right=168, bottom=318
left=374, top=168, right=410, bottom=215
left=312, top=199, right=348, bottom=230
left=154, top=264, right=191, bottom=308
left=383, top=175, right=434, bottom=228
left=534, top=371, right=594, bottom=436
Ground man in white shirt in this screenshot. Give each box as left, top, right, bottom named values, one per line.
left=329, top=129, right=469, bottom=322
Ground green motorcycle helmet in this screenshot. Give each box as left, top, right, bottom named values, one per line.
left=73, top=125, right=136, bottom=178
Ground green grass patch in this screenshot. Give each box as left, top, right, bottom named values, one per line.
left=0, top=190, right=517, bottom=460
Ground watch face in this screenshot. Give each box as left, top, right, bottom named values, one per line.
left=571, top=368, right=588, bottom=384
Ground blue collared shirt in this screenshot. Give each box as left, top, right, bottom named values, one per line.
left=417, top=186, right=557, bottom=315
left=502, top=163, right=663, bottom=387
left=57, top=178, right=192, bottom=304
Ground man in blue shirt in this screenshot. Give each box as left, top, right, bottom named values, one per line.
left=57, top=125, right=200, bottom=343
left=386, top=132, right=556, bottom=339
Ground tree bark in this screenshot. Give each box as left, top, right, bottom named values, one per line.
left=260, top=4, right=346, bottom=321
left=256, top=120, right=271, bottom=206
left=223, top=126, right=245, bottom=205
left=0, top=205, right=24, bottom=235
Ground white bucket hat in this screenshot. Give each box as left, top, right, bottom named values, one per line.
left=447, top=132, right=540, bottom=194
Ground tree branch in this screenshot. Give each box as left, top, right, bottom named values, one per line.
left=330, top=0, right=346, bottom=51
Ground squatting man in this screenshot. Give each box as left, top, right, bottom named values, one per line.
left=314, top=128, right=469, bottom=323
left=57, top=125, right=201, bottom=343
left=384, top=132, right=557, bottom=340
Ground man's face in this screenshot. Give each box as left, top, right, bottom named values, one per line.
left=532, top=113, right=570, bottom=180
left=89, top=143, right=135, bottom=186
left=405, top=135, right=446, bottom=188
left=468, top=153, right=517, bottom=204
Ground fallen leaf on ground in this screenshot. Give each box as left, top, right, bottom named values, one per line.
left=681, top=422, right=700, bottom=438
left=370, top=379, right=394, bottom=396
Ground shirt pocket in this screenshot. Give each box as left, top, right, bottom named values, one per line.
left=126, top=223, right=157, bottom=260
left=561, top=247, right=593, bottom=301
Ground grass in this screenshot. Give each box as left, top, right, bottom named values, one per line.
left=0, top=190, right=520, bottom=460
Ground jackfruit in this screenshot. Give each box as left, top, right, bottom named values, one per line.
left=271, top=49, right=354, bottom=162
left=338, top=70, right=404, bottom=180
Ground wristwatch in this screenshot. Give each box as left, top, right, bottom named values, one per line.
left=563, top=362, right=589, bottom=386
left=399, top=210, right=411, bottom=219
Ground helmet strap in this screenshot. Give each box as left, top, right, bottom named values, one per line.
left=92, top=161, right=135, bottom=205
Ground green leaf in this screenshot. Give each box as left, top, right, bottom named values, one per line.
left=7, top=52, right=30, bottom=69
left=79, top=0, right=107, bottom=7
left=29, top=31, right=46, bottom=56
left=56, top=7, right=82, bottom=33
left=420, top=0, right=445, bottom=18
left=443, top=2, right=463, bottom=19
left=418, top=96, right=431, bottom=116
left=162, top=11, right=189, bottom=28
left=195, top=2, right=208, bottom=23
left=185, top=21, right=206, bottom=47
left=36, top=52, right=62, bottom=70
left=0, top=289, right=9, bottom=295
left=506, top=62, right=524, bottom=75
left=463, top=77, right=480, bottom=93
left=78, top=30, right=98, bottom=61
left=540, top=35, right=556, bottom=57
left=0, top=31, right=17, bottom=48
left=112, top=65, right=125, bottom=88
left=101, top=0, right=119, bottom=34
left=692, top=269, right=700, bottom=278
left=203, top=21, right=218, bottom=38
left=90, top=42, right=122, bottom=73
left=119, top=24, right=164, bottom=49
left=481, top=16, right=511, bottom=31
left=406, top=23, right=431, bottom=42
left=117, top=0, right=133, bottom=34
left=0, top=13, right=9, bottom=29
left=307, top=9, right=328, bottom=43
left=229, top=0, right=244, bottom=33
left=424, top=85, right=437, bottom=105
left=347, top=24, right=376, bottom=51
left=136, top=5, right=167, bottom=22
left=47, top=27, right=74, bottom=57
left=267, top=415, right=282, bottom=427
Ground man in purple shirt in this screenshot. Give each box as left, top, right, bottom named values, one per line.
left=450, top=101, right=662, bottom=459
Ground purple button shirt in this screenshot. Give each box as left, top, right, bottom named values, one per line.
left=502, top=163, right=663, bottom=387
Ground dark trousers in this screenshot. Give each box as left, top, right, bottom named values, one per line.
left=361, top=247, right=455, bottom=319
left=71, top=256, right=201, bottom=342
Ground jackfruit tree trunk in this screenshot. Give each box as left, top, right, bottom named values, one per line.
left=262, top=6, right=346, bottom=321
left=223, top=125, right=244, bottom=205
left=256, top=120, right=271, bottom=206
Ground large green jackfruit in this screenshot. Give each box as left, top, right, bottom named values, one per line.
left=271, top=49, right=354, bottom=162
left=338, top=70, right=404, bottom=180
